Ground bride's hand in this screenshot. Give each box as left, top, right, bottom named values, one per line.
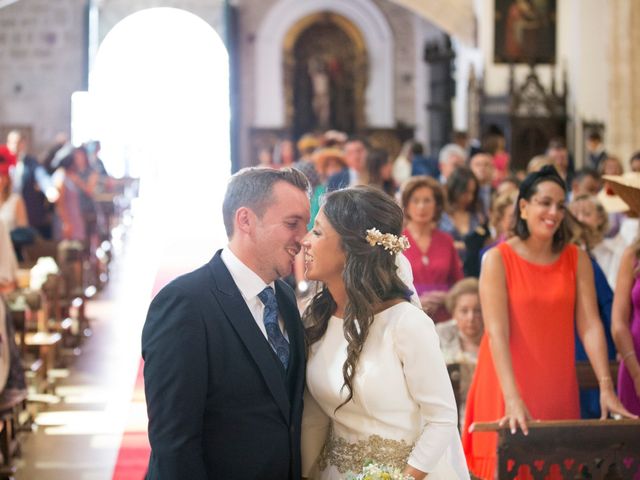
left=403, top=464, right=426, bottom=480
left=499, top=396, right=532, bottom=435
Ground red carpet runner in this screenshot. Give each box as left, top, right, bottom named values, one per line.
left=111, top=266, right=192, bottom=479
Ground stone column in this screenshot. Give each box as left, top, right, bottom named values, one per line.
left=608, top=0, right=640, bottom=167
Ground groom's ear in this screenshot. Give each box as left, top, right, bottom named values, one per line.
left=235, top=206, right=255, bottom=234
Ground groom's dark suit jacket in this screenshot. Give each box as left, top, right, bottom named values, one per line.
left=142, top=251, right=305, bottom=479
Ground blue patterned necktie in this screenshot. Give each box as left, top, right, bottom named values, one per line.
left=257, top=287, right=290, bottom=369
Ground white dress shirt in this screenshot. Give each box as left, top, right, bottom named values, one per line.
left=220, top=247, right=288, bottom=343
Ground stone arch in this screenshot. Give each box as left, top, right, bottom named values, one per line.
left=254, top=0, right=394, bottom=128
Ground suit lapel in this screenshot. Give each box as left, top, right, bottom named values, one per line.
left=207, top=252, right=291, bottom=423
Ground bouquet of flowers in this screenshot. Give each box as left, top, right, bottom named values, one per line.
left=347, top=462, right=415, bottom=480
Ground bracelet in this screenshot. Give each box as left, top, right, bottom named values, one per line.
left=622, top=350, right=636, bottom=361
left=598, top=376, right=612, bottom=384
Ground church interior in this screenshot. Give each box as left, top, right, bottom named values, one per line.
left=0, top=0, right=640, bottom=479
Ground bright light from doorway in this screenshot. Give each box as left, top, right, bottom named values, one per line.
left=88, top=7, right=231, bottom=263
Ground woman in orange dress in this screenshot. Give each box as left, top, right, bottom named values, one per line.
left=462, top=166, right=635, bottom=479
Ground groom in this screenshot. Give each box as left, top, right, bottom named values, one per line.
left=142, top=167, right=311, bottom=479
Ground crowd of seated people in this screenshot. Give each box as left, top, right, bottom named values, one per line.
left=0, top=131, right=116, bottom=259
left=266, top=127, right=640, bottom=478
left=0, top=128, right=135, bottom=474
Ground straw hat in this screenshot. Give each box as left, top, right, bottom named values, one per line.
left=312, top=148, right=346, bottom=175
left=297, top=134, right=319, bottom=154
left=601, top=172, right=640, bottom=216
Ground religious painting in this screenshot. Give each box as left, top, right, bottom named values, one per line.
left=494, top=0, right=556, bottom=64
left=284, top=13, right=367, bottom=139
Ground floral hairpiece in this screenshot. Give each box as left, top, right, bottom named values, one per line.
left=365, top=228, right=410, bottom=255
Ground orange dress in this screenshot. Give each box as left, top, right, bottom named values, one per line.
left=462, top=243, right=581, bottom=479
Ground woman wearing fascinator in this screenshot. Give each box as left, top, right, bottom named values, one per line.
left=300, top=185, right=469, bottom=480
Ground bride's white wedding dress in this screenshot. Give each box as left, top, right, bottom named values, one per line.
left=302, top=302, right=469, bottom=480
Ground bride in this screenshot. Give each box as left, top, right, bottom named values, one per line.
left=301, top=186, right=469, bottom=480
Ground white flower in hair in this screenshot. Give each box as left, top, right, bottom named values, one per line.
left=365, top=228, right=410, bottom=255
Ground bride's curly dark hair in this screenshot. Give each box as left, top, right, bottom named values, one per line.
left=304, top=186, right=412, bottom=409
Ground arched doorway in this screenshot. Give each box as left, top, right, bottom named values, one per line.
left=90, top=7, right=230, bottom=256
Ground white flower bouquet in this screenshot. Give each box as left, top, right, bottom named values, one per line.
left=347, top=462, right=415, bottom=480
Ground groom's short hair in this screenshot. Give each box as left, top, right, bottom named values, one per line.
left=222, top=167, right=310, bottom=238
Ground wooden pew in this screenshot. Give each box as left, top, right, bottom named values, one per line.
left=0, top=389, right=28, bottom=479
left=472, top=419, right=640, bottom=479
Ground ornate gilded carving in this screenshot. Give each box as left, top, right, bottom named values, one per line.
left=282, top=12, right=368, bottom=134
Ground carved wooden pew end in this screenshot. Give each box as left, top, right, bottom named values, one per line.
left=472, top=419, right=640, bottom=480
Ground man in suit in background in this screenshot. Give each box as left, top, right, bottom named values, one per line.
left=585, top=131, right=607, bottom=171
left=142, top=167, right=310, bottom=479
left=326, top=136, right=368, bottom=191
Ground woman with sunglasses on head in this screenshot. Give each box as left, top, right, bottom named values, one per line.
left=301, top=186, right=468, bottom=480
left=462, top=166, right=636, bottom=480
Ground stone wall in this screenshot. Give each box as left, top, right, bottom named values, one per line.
left=0, top=0, right=85, bottom=155
left=372, top=0, right=416, bottom=128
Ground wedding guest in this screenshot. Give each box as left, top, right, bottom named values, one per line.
left=8, top=130, right=58, bottom=239
left=143, top=167, right=310, bottom=479
left=411, top=142, right=439, bottom=179
left=613, top=240, right=640, bottom=415
left=526, top=154, right=552, bottom=174
left=585, top=131, right=607, bottom=170
left=571, top=194, right=626, bottom=289
left=67, top=146, right=100, bottom=249
left=439, top=167, right=488, bottom=272
left=495, top=175, right=520, bottom=197
left=462, top=166, right=635, bottom=480
left=275, top=139, right=295, bottom=168
left=257, top=146, right=274, bottom=168
left=392, top=140, right=414, bottom=185
left=437, top=143, right=466, bottom=185
left=52, top=151, right=86, bottom=243
left=0, top=165, right=28, bottom=232
left=310, top=148, right=346, bottom=228
left=482, top=131, right=509, bottom=187
left=0, top=165, right=30, bottom=260
left=567, top=209, right=617, bottom=418
left=547, top=137, right=572, bottom=190
left=366, top=148, right=395, bottom=196
left=599, top=155, right=624, bottom=176
left=571, top=168, right=602, bottom=199
left=610, top=175, right=640, bottom=415
left=469, top=152, right=495, bottom=217
left=326, top=137, right=369, bottom=191
left=301, top=185, right=469, bottom=480
left=436, top=278, right=483, bottom=425
left=293, top=134, right=321, bottom=190
left=0, top=222, right=18, bottom=294
left=400, top=176, right=463, bottom=322
left=479, top=189, right=518, bottom=261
